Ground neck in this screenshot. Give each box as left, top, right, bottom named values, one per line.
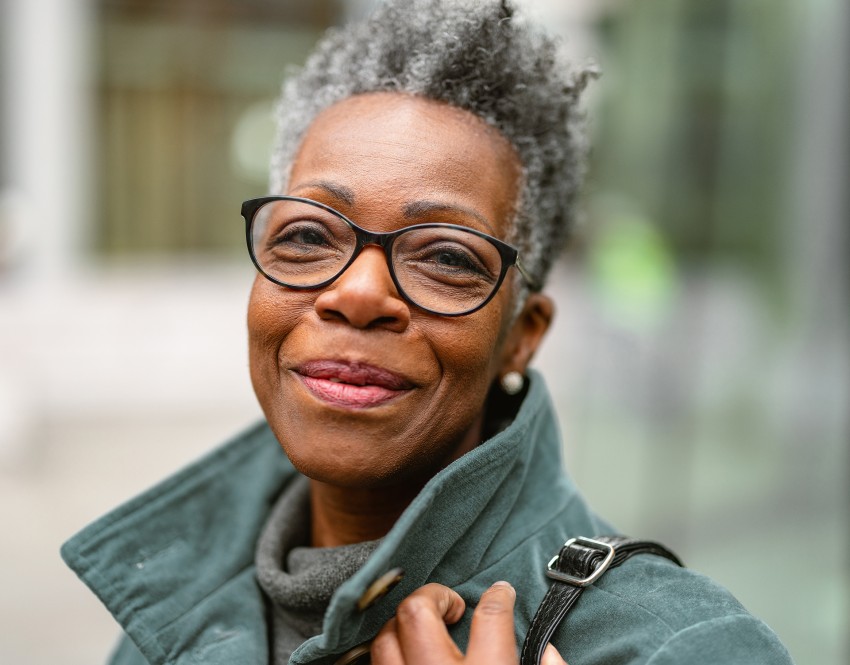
left=309, top=479, right=426, bottom=547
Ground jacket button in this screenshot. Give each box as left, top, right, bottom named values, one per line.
left=333, top=642, right=371, bottom=665
left=356, top=567, right=404, bottom=611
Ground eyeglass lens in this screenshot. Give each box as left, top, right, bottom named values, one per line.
left=250, top=199, right=504, bottom=315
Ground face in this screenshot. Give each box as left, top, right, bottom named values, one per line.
left=248, top=92, right=549, bottom=490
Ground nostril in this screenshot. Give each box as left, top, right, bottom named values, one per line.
left=317, top=301, right=409, bottom=332
left=314, top=286, right=410, bottom=331
left=319, top=307, right=349, bottom=324
left=368, top=315, right=404, bottom=330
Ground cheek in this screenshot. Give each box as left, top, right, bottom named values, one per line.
left=441, top=324, right=499, bottom=378
left=247, top=279, right=309, bottom=399
left=427, top=299, right=510, bottom=402
left=248, top=281, right=287, bottom=345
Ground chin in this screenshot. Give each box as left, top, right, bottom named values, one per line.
left=274, top=430, right=433, bottom=491
left=289, top=455, right=415, bottom=490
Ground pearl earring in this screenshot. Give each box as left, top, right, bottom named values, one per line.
left=500, top=371, right=524, bottom=395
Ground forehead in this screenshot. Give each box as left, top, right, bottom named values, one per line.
left=286, top=93, right=522, bottom=236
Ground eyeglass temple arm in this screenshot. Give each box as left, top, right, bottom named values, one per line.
left=515, top=258, right=542, bottom=291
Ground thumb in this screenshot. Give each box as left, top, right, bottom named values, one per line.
left=542, top=642, right=568, bottom=665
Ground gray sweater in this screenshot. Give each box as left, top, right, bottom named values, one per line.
left=255, top=476, right=380, bottom=664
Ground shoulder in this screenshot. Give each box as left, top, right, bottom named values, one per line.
left=551, top=554, right=793, bottom=664
left=642, top=613, right=793, bottom=665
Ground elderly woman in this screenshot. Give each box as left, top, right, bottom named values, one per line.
left=63, top=1, right=793, bottom=664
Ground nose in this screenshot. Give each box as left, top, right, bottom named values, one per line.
left=313, top=247, right=411, bottom=332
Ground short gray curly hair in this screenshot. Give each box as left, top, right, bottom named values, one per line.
left=270, top=0, right=596, bottom=291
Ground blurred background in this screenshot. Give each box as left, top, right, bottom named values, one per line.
left=0, top=0, right=847, bottom=663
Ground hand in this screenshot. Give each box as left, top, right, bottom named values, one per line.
left=371, top=581, right=567, bottom=665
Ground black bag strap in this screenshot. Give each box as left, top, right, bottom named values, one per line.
left=520, top=535, right=684, bottom=665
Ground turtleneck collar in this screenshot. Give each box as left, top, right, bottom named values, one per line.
left=255, top=475, right=380, bottom=662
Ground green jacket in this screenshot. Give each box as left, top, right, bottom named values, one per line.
left=62, top=372, right=793, bottom=665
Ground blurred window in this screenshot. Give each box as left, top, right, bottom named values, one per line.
left=95, top=0, right=338, bottom=256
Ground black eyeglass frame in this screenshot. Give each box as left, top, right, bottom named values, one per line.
left=240, top=195, right=540, bottom=317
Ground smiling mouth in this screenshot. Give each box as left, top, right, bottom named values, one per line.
left=293, top=360, right=413, bottom=409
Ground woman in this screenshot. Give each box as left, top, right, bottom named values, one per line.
left=62, top=2, right=793, bottom=664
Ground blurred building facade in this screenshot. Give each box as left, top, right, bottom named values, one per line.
left=1, top=1, right=847, bottom=664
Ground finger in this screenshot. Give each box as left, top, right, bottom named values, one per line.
left=466, top=581, right=518, bottom=664
left=371, top=617, right=404, bottom=665
left=542, top=642, right=568, bottom=665
left=394, top=583, right=466, bottom=665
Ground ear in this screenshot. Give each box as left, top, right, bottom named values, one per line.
left=498, top=293, right=554, bottom=377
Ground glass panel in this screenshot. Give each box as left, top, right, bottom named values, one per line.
left=393, top=227, right=501, bottom=314
left=252, top=199, right=354, bottom=286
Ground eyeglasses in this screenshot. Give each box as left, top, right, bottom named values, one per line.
left=240, top=196, right=538, bottom=316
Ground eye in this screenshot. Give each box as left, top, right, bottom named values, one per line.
left=431, top=248, right=479, bottom=271
left=408, top=241, right=494, bottom=281
left=273, top=221, right=335, bottom=249
left=282, top=226, right=327, bottom=246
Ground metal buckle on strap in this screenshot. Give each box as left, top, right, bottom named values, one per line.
left=546, top=536, right=616, bottom=587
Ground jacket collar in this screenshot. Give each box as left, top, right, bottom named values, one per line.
left=62, top=420, right=292, bottom=663
left=62, top=371, right=578, bottom=664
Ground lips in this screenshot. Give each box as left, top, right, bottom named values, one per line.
left=293, top=360, right=414, bottom=409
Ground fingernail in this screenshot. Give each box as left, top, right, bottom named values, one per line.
left=491, top=580, right=515, bottom=593
left=543, top=642, right=568, bottom=665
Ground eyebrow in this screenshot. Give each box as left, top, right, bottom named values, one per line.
left=403, top=200, right=496, bottom=234
left=291, top=180, right=356, bottom=206
left=289, top=182, right=496, bottom=234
